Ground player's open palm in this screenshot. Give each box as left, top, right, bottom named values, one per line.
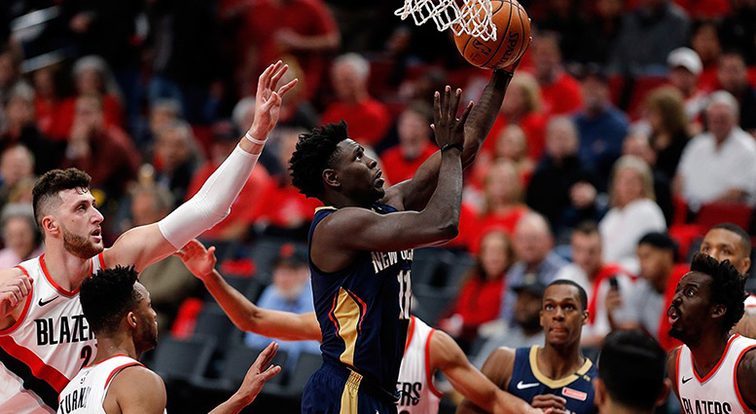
left=235, top=342, right=282, bottom=405
left=248, top=60, right=299, bottom=139
left=175, top=239, right=217, bottom=282
left=431, top=85, right=473, bottom=149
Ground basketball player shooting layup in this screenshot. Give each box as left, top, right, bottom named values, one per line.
left=667, top=253, right=756, bottom=414
left=176, top=238, right=542, bottom=414
left=286, top=59, right=525, bottom=412
left=58, top=265, right=281, bottom=414
left=0, top=60, right=296, bottom=414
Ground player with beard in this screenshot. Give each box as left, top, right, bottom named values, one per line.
left=0, top=61, right=297, bottom=413
left=457, top=280, right=598, bottom=414
left=667, top=253, right=756, bottom=414
left=57, top=265, right=280, bottom=414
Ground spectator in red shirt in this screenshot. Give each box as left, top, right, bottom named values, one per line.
left=690, top=21, right=722, bottom=91
left=379, top=102, right=436, bottom=185
left=240, top=0, right=340, bottom=100
left=321, top=53, right=391, bottom=147
left=472, top=125, right=535, bottom=191
left=62, top=95, right=140, bottom=202
left=439, top=229, right=515, bottom=348
left=474, top=159, right=530, bottom=248
left=532, top=32, right=584, bottom=117
left=185, top=121, right=274, bottom=242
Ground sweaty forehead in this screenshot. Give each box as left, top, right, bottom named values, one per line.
left=704, top=229, right=747, bottom=253
left=543, top=284, right=579, bottom=303
left=332, top=139, right=360, bottom=163
left=681, top=271, right=713, bottom=288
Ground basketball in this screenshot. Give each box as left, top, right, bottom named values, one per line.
left=453, top=0, right=531, bottom=70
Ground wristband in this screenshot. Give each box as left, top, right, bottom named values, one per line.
left=245, top=132, right=268, bottom=145
left=440, top=143, right=464, bottom=153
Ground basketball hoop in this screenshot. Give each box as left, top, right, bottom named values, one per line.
left=394, top=0, right=497, bottom=41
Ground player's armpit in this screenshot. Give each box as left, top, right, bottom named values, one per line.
left=105, top=365, right=167, bottom=414
left=666, top=347, right=681, bottom=399
left=736, top=348, right=756, bottom=411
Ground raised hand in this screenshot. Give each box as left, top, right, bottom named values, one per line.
left=431, top=85, right=474, bottom=150
left=235, top=342, right=282, bottom=405
left=175, top=239, right=217, bottom=282
left=0, top=274, right=32, bottom=315
left=248, top=61, right=299, bottom=140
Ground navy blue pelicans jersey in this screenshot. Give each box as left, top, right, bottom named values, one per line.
left=507, top=346, right=597, bottom=414
left=308, top=204, right=413, bottom=395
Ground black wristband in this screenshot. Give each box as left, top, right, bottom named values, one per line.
left=440, top=143, right=464, bottom=153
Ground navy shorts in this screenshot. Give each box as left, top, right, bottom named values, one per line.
left=301, top=361, right=397, bottom=414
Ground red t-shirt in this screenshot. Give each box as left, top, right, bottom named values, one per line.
left=540, top=72, right=584, bottom=117
left=46, top=95, right=124, bottom=141
left=255, top=181, right=322, bottom=229
left=321, top=97, right=392, bottom=147
left=483, top=112, right=547, bottom=161
left=470, top=205, right=529, bottom=253
left=379, top=142, right=437, bottom=185
left=242, top=0, right=337, bottom=100
left=452, top=276, right=506, bottom=329
left=185, top=162, right=274, bottom=240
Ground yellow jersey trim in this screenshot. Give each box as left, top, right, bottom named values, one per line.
left=528, top=345, right=593, bottom=389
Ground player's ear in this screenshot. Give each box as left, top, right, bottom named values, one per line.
left=41, top=216, right=58, bottom=236
left=594, top=378, right=606, bottom=407
left=323, top=169, right=340, bottom=189
left=711, top=304, right=726, bottom=320
left=127, top=312, right=138, bottom=328
left=744, top=258, right=751, bottom=274
left=582, top=309, right=589, bottom=325
left=656, top=378, right=672, bottom=407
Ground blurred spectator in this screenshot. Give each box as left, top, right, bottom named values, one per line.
left=245, top=242, right=320, bottom=369
left=716, top=52, right=756, bottom=133
left=499, top=212, right=567, bottom=323
left=232, top=97, right=256, bottom=134
left=239, top=0, right=340, bottom=100
left=31, top=65, right=66, bottom=140
left=153, top=120, right=203, bottom=204
left=128, top=183, right=201, bottom=335
left=473, top=125, right=535, bottom=191
left=61, top=95, right=140, bottom=201
left=574, top=64, right=628, bottom=186
left=474, top=159, right=530, bottom=241
left=0, top=145, right=35, bottom=206
left=52, top=56, right=126, bottom=141
left=532, top=32, right=584, bottom=116
left=613, top=232, right=685, bottom=351
left=609, top=0, right=690, bottom=75
left=1, top=83, right=64, bottom=173
left=256, top=127, right=321, bottom=239
left=0, top=203, right=43, bottom=268
left=554, top=221, right=633, bottom=345
left=380, top=102, right=436, bottom=185
left=321, top=53, right=391, bottom=147
left=676, top=91, right=756, bottom=210
left=136, top=98, right=183, bottom=153
left=600, top=156, right=666, bottom=274
left=719, top=0, right=756, bottom=65
left=0, top=46, right=25, bottom=104
left=667, top=48, right=708, bottom=125
left=538, top=0, right=590, bottom=64
left=185, top=120, right=273, bottom=242
left=621, top=130, right=675, bottom=224
left=690, top=20, right=722, bottom=90
left=581, top=0, right=624, bottom=64
left=274, top=61, right=320, bottom=130
left=526, top=116, right=599, bottom=238
left=472, top=277, right=545, bottom=369
left=486, top=73, right=547, bottom=160
left=643, top=86, right=691, bottom=178
left=439, top=230, right=514, bottom=347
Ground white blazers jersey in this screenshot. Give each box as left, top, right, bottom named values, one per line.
left=745, top=295, right=756, bottom=309
left=0, top=254, right=105, bottom=414
left=396, top=316, right=443, bottom=414
left=57, top=355, right=143, bottom=414
left=676, top=334, right=756, bottom=414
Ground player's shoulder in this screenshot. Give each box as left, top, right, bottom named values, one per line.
left=109, top=364, right=165, bottom=394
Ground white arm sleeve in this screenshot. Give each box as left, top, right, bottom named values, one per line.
left=158, top=145, right=260, bottom=249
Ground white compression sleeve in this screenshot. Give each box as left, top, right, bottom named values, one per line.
left=158, top=145, right=260, bottom=249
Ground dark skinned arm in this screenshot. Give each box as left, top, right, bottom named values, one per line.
left=737, top=348, right=756, bottom=411
left=384, top=70, right=514, bottom=212
left=456, top=347, right=517, bottom=414
left=667, top=347, right=682, bottom=413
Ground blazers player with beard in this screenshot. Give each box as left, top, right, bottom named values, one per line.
left=0, top=61, right=297, bottom=414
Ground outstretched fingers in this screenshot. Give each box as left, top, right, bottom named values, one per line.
left=277, top=78, right=299, bottom=98
left=254, top=342, right=279, bottom=371
left=458, top=100, right=474, bottom=127
left=269, top=63, right=290, bottom=91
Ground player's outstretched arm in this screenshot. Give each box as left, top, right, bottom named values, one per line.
left=177, top=240, right=321, bottom=342
left=104, top=62, right=298, bottom=272
left=209, top=342, right=282, bottom=414
left=431, top=330, right=540, bottom=414
left=386, top=58, right=526, bottom=212
left=736, top=348, right=756, bottom=412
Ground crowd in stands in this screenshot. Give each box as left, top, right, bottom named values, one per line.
left=2, top=0, right=756, bottom=411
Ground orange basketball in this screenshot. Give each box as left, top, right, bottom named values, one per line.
left=454, top=0, right=531, bottom=70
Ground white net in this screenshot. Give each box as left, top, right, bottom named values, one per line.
left=394, top=0, right=497, bottom=41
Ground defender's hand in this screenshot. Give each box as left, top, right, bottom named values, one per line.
left=235, top=342, right=282, bottom=405
left=175, top=239, right=217, bottom=282
left=248, top=61, right=299, bottom=140
left=431, top=85, right=473, bottom=149
left=0, top=274, right=32, bottom=311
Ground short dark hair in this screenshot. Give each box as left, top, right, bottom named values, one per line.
left=80, top=265, right=139, bottom=336
left=690, top=252, right=748, bottom=332
left=32, top=169, right=91, bottom=229
left=289, top=121, right=349, bottom=198
left=546, top=279, right=588, bottom=311
left=599, top=330, right=666, bottom=411
left=573, top=221, right=599, bottom=237
left=710, top=223, right=751, bottom=256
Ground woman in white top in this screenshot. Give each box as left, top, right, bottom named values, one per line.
left=599, top=155, right=666, bottom=274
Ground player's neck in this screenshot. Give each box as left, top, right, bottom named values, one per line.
left=538, top=344, right=584, bottom=380
left=688, top=330, right=731, bottom=378
left=42, top=247, right=92, bottom=292
left=92, top=336, right=140, bottom=364
left=323, top=193, right=372, bottom=209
